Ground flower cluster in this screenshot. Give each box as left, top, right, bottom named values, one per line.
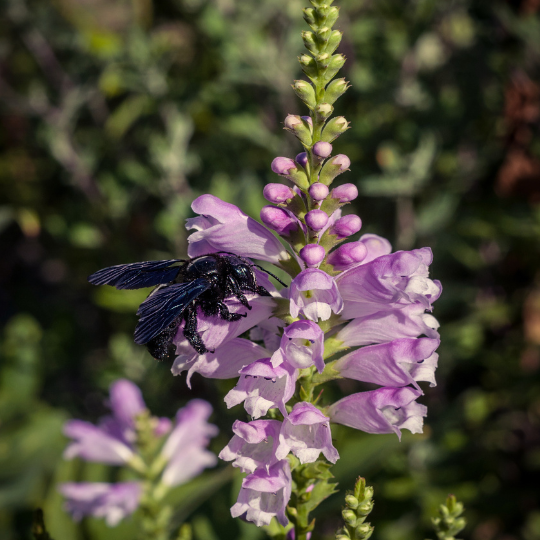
left=166, top=0, right=441, bottom=531
left=60, top=380, right=217, bottom=526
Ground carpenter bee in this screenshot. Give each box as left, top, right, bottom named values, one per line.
left=88, top=253, right=285, bottom=360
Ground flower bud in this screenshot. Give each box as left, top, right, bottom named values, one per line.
left=303, top=8, right=316, bottom=27
left=355, top=523, right=374, bottom=540
left=305, top=210, right=329, bottom=231
left=284, top=115, right=313, bottom=146
left=326, top=30, right=343, bottom=54
left=301, top=115, right=313, bottom=127
left=321, top=116, right=350, bottom=142
left=327, top=241, right=367, bottom=270
left=292, top=80, right=316, bottom=109
left=261, top=206, right=299, bottom=236
left=302, top=31, right=318, bottom=54
left=263, top=183, right=295, bottom=204
left=331, top=183, right=358, bottom=202
left=272, top=157, right=296, bottom=176
left=357, top=500, right=374, bottom=516
left=299, top=244, right=326, bottom=267
left=345, top=495, right=359, bottom=509
left=324, top=54, right=346, bottom=83
left=342, top=509, right=357, bottom=526
left=319, top=154, right=351, bottom=185
left=296, top=152, right=309, bottom=168
left=315, top=102, right=334, bottom=119
left=330, top=215, right=362, bottom=238
left=309, top=182, right=329, bottom=201
left=313, top=141, right=333, bottom=158
left=315, top=52, right=331, bottom=69
left=299, top=54, right=318, bottom=79
left=325, top=78, right=350, bottom=104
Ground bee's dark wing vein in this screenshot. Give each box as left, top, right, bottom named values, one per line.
left=88, top=260, right=184, bottom=289
left=134, top=279, right=210, bottom=344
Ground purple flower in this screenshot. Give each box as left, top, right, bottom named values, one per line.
left=272, top=157, right=297, bottom=175
left=63, top=420, right=135, bottom=465
left=60, top=482, right=141, bottom=526
left=275, top=402, right=339, bottom=464
left=296, top=152, right=309, bottom=168
left=107, top=379, right=145, bottom=428
left=219, top=419, right=282, bottom=473
left=271, top=320, right=324, bottom=373
left=329, top=214, right=362, bottom=239
left=172, top=294, right=276, bottom=369
left=231, top=460, right=292, bottom=527
left=299, top=244, right=326, bottom=267
left=328, top=387, right=427, bottom=440
left=305, top=210, right=329, bottom=232
left=333, top=338, right=440, bottom=390
left=327, top=241, right=367, bottom=271
left=289, top=268, right=343, bottom=321
left=224, top=359, right=298, bottom=418
left=263, top=183, right=295, bottom=204
left=173, top=338, right=270, bottom=386
left=331, top=183, right=358, bottom=203
left=337, top=248, right=442, bottom=314
left=309, top=182, right=329, bottom=201
left=336, top=303, right=440, bottom=347
left=358, top=233, right=392, bottom=264
left=160, top=400, right=218, bottom=486
left=186, top=194, right=289, bottom=264
left=261, top=206, right=300, bottom=236
left=313, top=141, right=333, bottom=158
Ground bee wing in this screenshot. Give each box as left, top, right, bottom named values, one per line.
left=133, top=279, right=210, bottom=344
left=88, top=259, right=185, bottom=289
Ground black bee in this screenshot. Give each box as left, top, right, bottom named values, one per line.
left=88, top=253, right=285, bottom=360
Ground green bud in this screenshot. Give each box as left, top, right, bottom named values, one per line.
left=321, top=116, right=350, bottom=142
left=316, top=52, right=331, bottom=69
left=325, top=6, right=340, bottom=28
left=284, top=115, right=313, bottom=146
left=355, top=523, right=374, bottom=540
left=454, top=517, right=467, bottom=531
left=363, top=486, right=374, bottom=501
left=325, top=78, right=350, bottom=104
left=321, top=116, right=349, bottom=142
left=323, top=54, right=346, bottom=83
left=299, top=54, right=318, bottom=79
left=315, top=102, right=333, bottom=119
left=357, top=500, right=374, bottom=516
left=302, top=31, right=319, bottom=54
left=303, top=8, right=316, bottom=27
left=292, top=80, right=317, bottom=109
left=325, top=29, right=343, bottom=54
left=315, top=26, right=332, bottom=47
left=310, top=0, right=335, bottom=9
left=336, top=535, right=351, bottom=540
left=342, top=509, right=357, bottom=526
left=319, top=154, right=350, bottom=185
left=345, top=495, right=359, bottom=509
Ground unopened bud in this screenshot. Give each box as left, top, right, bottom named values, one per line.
left=299, top=54, right=318, bottom=79
left=299, top=244, right=326, bottom=267
left=331, top=183, right=358, bottom=202
left=324, top=54, right=346, bottom=82
left=357, top=500, right=374, bottom=516
left=325, top=6, right=339, bottom=27
left=321, top=116, right=350, bottom=142
left=302, top=31, right=318, bottom=54
left=363, top=486, right=374, bottom=500
left=316, top=102, right=334, bottom=120
left=305, top=209, right=329, bottom=231
left=301, top=115, right=313, bottom=127
left=272, top=157, right=296, bottom=176
left=319, top=154, right=351, bottom=185
left=263, top=183, right=295, bottom=204
left=284, top=114, right=313, bottom=146
left=316, top=52, right=331, bottom=69
left=292, top=80, right=316, bottom=109
left=261, top=206, right=299, bottom=236
left=342, top=509, right=357, bottom=526
left=325, top=78, right=350, bottom=104
left=296, top=152, right=309, bottom=168
left=327, top=242, right=367, bottom=270
left=313, top=141, right=333, bottom=158
left=303, top=8, right=316, bottom=27
left=345, top=495, right=359, bottom=509
left=330, top=215, right=362, bottom=239
left=355, top=523, right=374, bottom=540
left=326, top=29, right=343, bottom=54
left=309, top=182, right=329, bottom=201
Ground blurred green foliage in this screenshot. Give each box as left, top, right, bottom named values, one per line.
left=1, top=0, right=539, bottom=539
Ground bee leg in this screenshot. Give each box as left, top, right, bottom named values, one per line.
left=234, top=292, right=252, bottom=310
left=255, top=286, right=271, bottom=297
left=183, top=305, right=209, bottom=355
left=217, top=301, right=246, bottom=321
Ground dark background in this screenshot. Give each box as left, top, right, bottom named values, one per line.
left=1, top=0, right=539, bottom=539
